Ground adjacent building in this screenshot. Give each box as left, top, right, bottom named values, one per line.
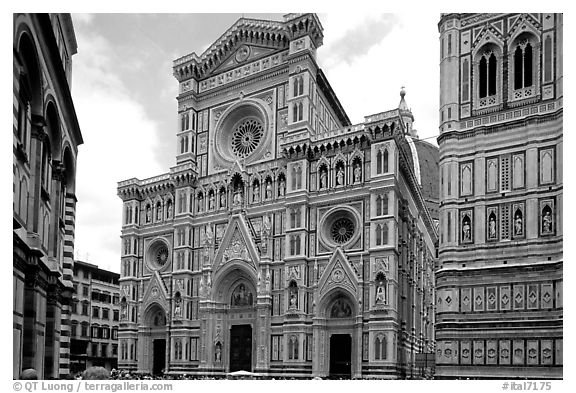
left=13, top=13, right=83, bottom=379
left=436, top=13, right=563, bottom=379
left=70, top=261, right=120, bottom=374
left=117, top=13, right=439, bottom=379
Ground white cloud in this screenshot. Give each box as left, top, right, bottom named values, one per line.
left=72, top=28, right=164, bottom=272
left=318, top=13, right=439, bottom=144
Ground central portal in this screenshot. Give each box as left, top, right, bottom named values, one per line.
left=152, top=339, right=166, bottom=375
left=329, top=334, right=351, bottom=378
left=229, top=324, right=252, bottom=372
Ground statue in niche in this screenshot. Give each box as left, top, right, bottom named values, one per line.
left=462, top=216, right=471, bottom=241
left=330, top=299, right=352, bottom=318
left=206, top=273, right=212, bottom=296
left=203, top=223, right=214, bottom=247
left=233, top=188, right=243, bottom=205
left=488, top=215, right=497, bottom=239
left=319, top=167, right=327, bottom=189
left=376, top=285, right=386, bottom=304
left=253, top=183, right=260, bottom=202
left=354, top=164, right=362, bottom=183
left=167, top=202, right=173, bottom=218
left=121, top=303, right=127, bottom=320
left=265, top=180, right=273, bottom=199
left=336, top=167, right=344, bottom=186
left=220, top=191, right=227, bottom=208
left=262, top=215, right=271, bottom=238
left=174, top=297, right=182, bottom=317
left=542, top=209, right=552, bottom=234
left=514, top=213, right=523, bottom=236
left=156, top=204, right=162, bottom=221
left=215, top=342, right=222, bottom=362
left=146, top=206, right=151, bottom=223
left=209, top=193, right=215, bottom=210
left=278, top=177, right=286, bottom=196
left=198, top=194, right=204, bottom=212
left=265, top=270, right=271, bottom=292
left=289, top=292, right=297, bottom=309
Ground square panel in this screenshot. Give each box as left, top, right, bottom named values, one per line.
left=513, top=284, right=525, bottom=310
left=500, top=286, right=511, bottom=310
left=513, top=340, right=525, bottom=365
left=527, top=340, right=539, bottom=365
left=473, top=340, right=484, bottom=365
left=486, top=287, right=497, bottom=311
left=461, top=287, right=472, bottom=312
left=499, top=340, right=511, bottom=365
left=486, top=340, right=498, bottom=365
left=460, top=341, right=471, bottom=364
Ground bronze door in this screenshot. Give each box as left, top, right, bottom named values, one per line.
left=229, top=325, right=252, bottom=372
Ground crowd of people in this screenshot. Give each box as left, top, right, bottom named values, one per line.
left=19, top=367, right=323, bottom=380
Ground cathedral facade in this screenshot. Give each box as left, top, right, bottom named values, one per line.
left=13, top=14, right=83, bottom=379
left=117, top=14, right=438, bottom=379
left=436, top=14, right=563, bottom=378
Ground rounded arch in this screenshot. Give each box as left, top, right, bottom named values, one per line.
left=15, top=25, right=43, bottom=115
left=318, top=287, right=358, bottom=318
left=45, top=99, right=62, bottom=160
left=62, top=145, right=76, bottom=193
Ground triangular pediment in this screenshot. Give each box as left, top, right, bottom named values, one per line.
left=142, top=271, right=170, bottom=313
left=318, top=248, right=359, bottom=298
left=473, top=25, right=504, bottom=50
left=213, top=214, right=259, bottom=272
left=210, top=45, right=281, bottom=76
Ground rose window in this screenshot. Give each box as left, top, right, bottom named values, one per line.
left=155, top=245, right=169, bottom=267
left=331, top=217, right=355, bottom=244
left=231, top=119, right=263, bottom=158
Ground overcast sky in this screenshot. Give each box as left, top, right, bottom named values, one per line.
left=70, top=12, right=441, bottom=272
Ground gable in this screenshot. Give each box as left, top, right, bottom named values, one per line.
left=318, top=247, right=359, bottom=299
left=213, top=214, right=260, bottom=273
left=210, top=44, right=281, bottom=76
left=141, top=271, right=170, bottom=313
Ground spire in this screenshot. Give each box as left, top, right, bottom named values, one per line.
left=399, top=86, right=409, bottom=111
left=398, top=86, right=417, bottom=137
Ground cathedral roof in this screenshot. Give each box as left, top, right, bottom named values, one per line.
left=403, top=137, right=439, bottom=221
left=173, top=13, right=324, bottom=81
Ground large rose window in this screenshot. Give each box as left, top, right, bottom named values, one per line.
left=212, top=101, right=272, bottom=166
left=231, top=118, right=263, bottom=158
left=155, top=245, right=169, bottom=267
left=146, top=239, right=170, bottom=270
left=319, top=207, right=361, bottom=249
left=331, top=217, right=355, bottom=244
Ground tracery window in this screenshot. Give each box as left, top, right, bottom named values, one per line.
left=479, top=52, right=497, bottom=98
left=288, top=335, right=299, bottom=360
left=383, top=149, right=389, bottom=173
left=374, top=334, right=387, bottom=360
left=293, top=75, right=304, bottom=97
left=514, top=42, right=533, bottom=90
left=293, top=102, right=303, bottom=122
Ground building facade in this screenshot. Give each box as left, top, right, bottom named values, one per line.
left=117, top=13, right=438, bottom=379
left=70, top=261, right=120, bottom=374
left=13, top=14, right=83, bottom=379
left=436, top=13, right=563, bottom=379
